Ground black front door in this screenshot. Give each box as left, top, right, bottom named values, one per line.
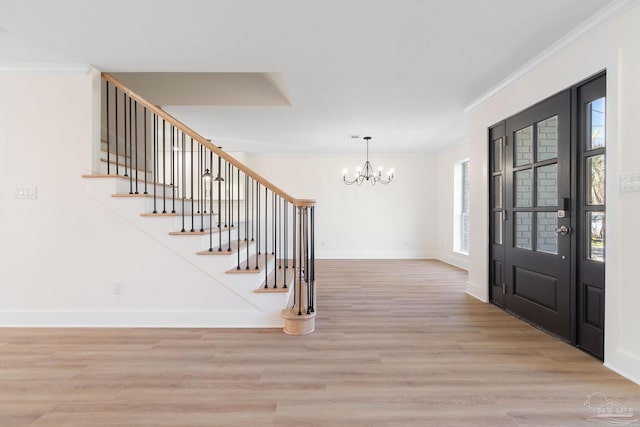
left=505, top=90, right=572, bottom=340
left=489, top=74, right=606, bottom=357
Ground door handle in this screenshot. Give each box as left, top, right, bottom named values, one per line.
left=555, top=225, right=571, bottom=235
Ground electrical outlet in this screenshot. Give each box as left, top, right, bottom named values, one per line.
left=113, top=282, right=123, bottom=295
left=14, top=185, right=37, bottom=199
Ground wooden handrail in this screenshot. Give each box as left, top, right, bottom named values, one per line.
left=102, top=72, right=316, bottom=207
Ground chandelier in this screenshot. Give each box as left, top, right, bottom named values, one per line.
left=342, top=136, right=394, bottom=185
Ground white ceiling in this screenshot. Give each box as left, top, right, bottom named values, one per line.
left=0, top=0, right=616, bottom=154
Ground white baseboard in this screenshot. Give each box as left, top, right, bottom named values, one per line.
left=316, top=251, right=435, bottom=259
left=465, top=281, right=488, bottom=302
left=435, top=254, right=469, bottom=271
left=604, top=349, right=640, bottom=386
left=0, top=310, right=283, bottom=328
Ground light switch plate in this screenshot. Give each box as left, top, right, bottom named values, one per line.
left=14, top=185, right=37, bottom=199
left=620, top=173, right=640, bottom=193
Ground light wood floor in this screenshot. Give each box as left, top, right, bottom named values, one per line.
left=2, top=259, right=640, bottom=426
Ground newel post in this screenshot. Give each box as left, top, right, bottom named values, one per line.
left=282, top=203, right=316, bottom=335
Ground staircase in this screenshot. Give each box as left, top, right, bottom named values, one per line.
left=83, top=73, right=316, bottom=335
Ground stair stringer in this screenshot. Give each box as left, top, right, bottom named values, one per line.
left=85, top=177, right=291, bottom=328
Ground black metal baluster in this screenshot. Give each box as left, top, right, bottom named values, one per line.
left=273, top=195, right=278, bottom=289
left=114, top=87, right=119, bottom=175
left=190, top=138, right=194, bottom=232
left=204, top=147, right=208, bottom=214
left=310, top=206, right=315, bottom=312
left=152, top=114, right=157, bottom=214
left=230, top=164, right=234, bottom=227
left=171, top=126, right=176, bottom=214
left=181, top=133, right=186, bottom=233
left=236, top=167, right=241, bottom=270
left=255, top=182, right=260, bottom=270
left=217, top=154, right=223, bottom=251
left=162, top=119, right=166, bottom=214
left=197, top=144, right=201, bottom=214
left=209, top=150, right=214, bottom=251
left=293, top=204, right=297, bottom=273
left=126, top=97, right=131, bottom=192
left=272, top=193, right=276, bottom=255
left=278, top=197, right=282, bottom=270
left=224, top=160, right=228, bottom=228
left=306, top=207, right=311, bottom=314
left=292, top=206, right=297, bottom=306
left=284, top=201, right=288, bottom=289
left=143, top=107, right=148, bottom=194
left=199, top=145, right=204, bottom=232
left=304, top=206, right=309, bottom=313
left=264, top=187, right=268, bottom=287
left=123, top=94, right=133, bottom=187
left=105, top=81, right=110, bottom=174
left=128, top=97, right=133, bottom=190
left=124, top=93, right=129, bottom=179
left=134, top=102, right=139, bottom=194
left=250, top=179, right=255, bottom=242
left=256, top=186, right=269, bottom=289
left=227, top=162, right=231, bottom=251
left=245, top=174, right=250, bottom=270
left=297, top=207, right=303, bottom=315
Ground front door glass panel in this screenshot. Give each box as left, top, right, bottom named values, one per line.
left=536, top=115, right=558, bottom=161
left=587, top=212, right=605, bottom=262
left=588, top=98, right=605, bottom=150
left=515, top=126, right=533, bottom=166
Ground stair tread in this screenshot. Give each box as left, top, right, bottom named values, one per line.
left=82, top=174, right=174, bottom=189
left=253, top=287, right=289, bottom=293
left=226, top=253, right=274, bottom=274
left=111, top=193, right=233, bottom=202
left=255, top=261, right=297, bottom=293
left=113, top=193, right=173, bottom=198
left=169, top=226, right=236, bottom=236
left=141, top=211, right=218, bottom=217
left=196, top=239, right=249, bottom=255
left=86, top=174, right=244, bottom=201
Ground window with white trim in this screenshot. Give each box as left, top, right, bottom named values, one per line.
left=454, top=159, right=470, bottom=254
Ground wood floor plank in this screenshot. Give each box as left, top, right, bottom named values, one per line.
left=1, top=259, right=639, bottom=426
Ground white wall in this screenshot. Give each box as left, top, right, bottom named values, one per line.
left=467, top=4, right=640, bottom=383
left=0, top=69, right=284, bottom=327
left=246, top=154, right=437, bottom=259
left=435, top=143, right=470, bottom=270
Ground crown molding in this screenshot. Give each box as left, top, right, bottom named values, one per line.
left=0, top=63, right=96, bottom=75
left=464, top=0, right=639, bottom=113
